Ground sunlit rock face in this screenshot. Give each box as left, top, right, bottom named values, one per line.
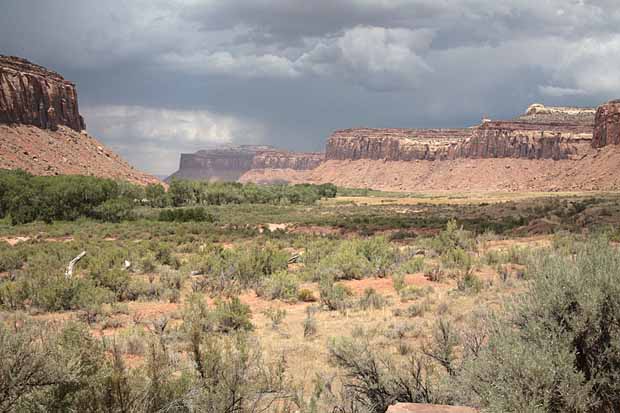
left=0, top=55, right=85, bottom=131
left=593, top=100, right=620, bottom=148
left=326, top=104, right=594, bottom=162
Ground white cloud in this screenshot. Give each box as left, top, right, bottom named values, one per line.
left=548, top=35, right=620, bottom=96
left=82, top=105, right=266, bottom=175
left=539, top=85, right=586, bottom=97
left=297, top=26, right=433, bottom=91
left=158, top=51, right=299, bottom=78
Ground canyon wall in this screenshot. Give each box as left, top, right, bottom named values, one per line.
left=252, top=150, right=323, bottom=170
left=326, top=108, right=594, bottom=162
left=593, top=100, right=620, bottom=148
left=0, top=55, right=85, bottom=131
left=168, top=146, right=324, bottom=182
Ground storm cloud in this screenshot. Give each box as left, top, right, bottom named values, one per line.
left=1, top=0, right=619, bottom=175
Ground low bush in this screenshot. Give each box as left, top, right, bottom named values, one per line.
left=211, top=297, right=254, bottom=333
left=256, top=270, right=299, bottom=302
left=319, top=275, right=353, bottom=311
left=303, top=314, right=317, bottom=338
left=398, top=256, right=425, bottom=274
left=297, top=288, right=317, bottom=302
left=263, top=307, right=287, bottom=329
left=460, top=237, right=620, bottom=412
left=158, top=207, right=216, bottom=223
left=358, top=287, right=387, bottom=310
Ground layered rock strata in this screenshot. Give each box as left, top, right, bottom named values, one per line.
left=252, top=150, right=323, bottom=170
left=326, top=119, right=592, bottom=162
left=593, top=100, right=620, bottom=148
left=0, top=55, right=85, bottom=131
left=168, top=145, right=324, bottom=182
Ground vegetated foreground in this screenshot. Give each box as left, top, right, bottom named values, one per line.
left=1, top=176, right=620, bottom=412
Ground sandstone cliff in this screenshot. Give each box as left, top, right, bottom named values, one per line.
left=252, top=150, right=323, bottom=170
left=0, top=55, right=85, bottom=131
left=168, top=146, right=324, bottom=182
left=0, top=55, right=159, bottom=185
left=326, top=116, right=593, bottom=162
left=593, top=100, right=620, bottom=148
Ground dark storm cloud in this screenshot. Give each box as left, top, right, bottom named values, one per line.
left=1, top=0, right=620, bottom=175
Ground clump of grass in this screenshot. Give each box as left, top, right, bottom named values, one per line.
left=457, top=271, right=483, bottom=294
left=256, top=270, right=299, bottom=302
left=303, top=307, right=318, bottom=338
left=319, top=275, right=353, bottom=312
left=297, top=288, right=317, bottom=302
left=263, top=307, right=287, bottom=330
left=358, top=288, right=387, bottom=311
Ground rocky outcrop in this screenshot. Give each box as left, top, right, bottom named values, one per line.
left=326, top=128, right=466, bottom=161
left=520, top=103, right=595, bottom=125
left=252, top=150, right=323, bottom=170
left=593, top=100, right=620, bottom=148
left=326, top=119, right=592, bottom=162
left=0, top=55, right=85, bottom=131
left=0, top=55, right=159, bottom=185
left=168, top=145, right=324, bottom=182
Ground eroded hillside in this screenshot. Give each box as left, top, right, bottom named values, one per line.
left=0, top=55, right=159, bottom=185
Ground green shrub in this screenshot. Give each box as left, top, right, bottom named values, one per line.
left=256, top=270, right=299, bottom=302
left=392, top=272, right=406, bottom=292
left=399, top=285, right=427, bottom=302
left=212, top=297, right=253, bottom=333
left=298, top=288, right=317, bottom=302
left=456, top=271, right=483, bottom=294
left=319, top=275, right=353, bottom=311
left=441, top=247, right=472, bottom=270
left=406, top=301, right=430, bottom=317
left=0, top=170, right=139, bottom=225
left=430, top=219, right=475, bottom=255
left=158, top=207, right=216, bottom=223
left=92, top=198, right=135, bottom=223
left=398, top=256, right=425, bottom=274
left=358, top=287, right=387, bottom=310
left=461, top=237, right=620, bottom=412
left=0, top=244, right=26, bottom=272
left=303, top=314, right=318, bottom=338
left=263, top=307, right=287, bottom=329
left=145, top=183, right=169, bottom=208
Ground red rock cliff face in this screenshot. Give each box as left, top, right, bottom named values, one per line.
left=0, top=56, right=85, bottom=131
left=593, top=100, right=620, bottom=148
left=326, top=119, right=592, bottom=162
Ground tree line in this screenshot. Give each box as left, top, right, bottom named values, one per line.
left=0, top=170, right=338, bottom=225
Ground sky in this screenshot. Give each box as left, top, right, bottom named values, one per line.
left=2, top=0, right=620, bottom=175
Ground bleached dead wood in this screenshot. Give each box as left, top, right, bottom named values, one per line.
left=65, top=251, right=86, bottom=278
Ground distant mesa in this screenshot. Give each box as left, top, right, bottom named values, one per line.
left=0, top=55, right=159, bottom=185
left=239, top=101, right=620, bottom=192
left=167, top=144, right=324, bottom=182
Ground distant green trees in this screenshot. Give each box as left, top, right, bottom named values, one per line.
left=0, top=170, right=136, bottom=225
left=0, top=170, right=337, bottom=225
left=167, top=179, right=337, bottom=207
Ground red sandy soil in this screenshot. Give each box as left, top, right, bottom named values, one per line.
left=240, top=145, right=620, bottom=192
left=0, top=124, right=160, bottom=185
